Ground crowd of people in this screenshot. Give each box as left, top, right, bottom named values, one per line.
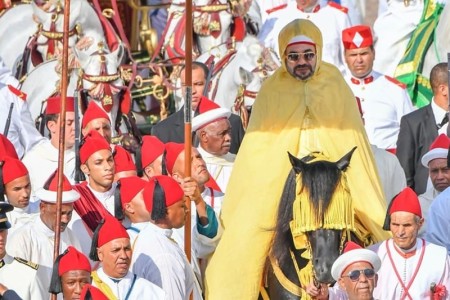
left=0, top=0, right=450, bottom=299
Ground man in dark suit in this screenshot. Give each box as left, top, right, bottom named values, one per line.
left=396, top=62, right=449, bottom=195
left=151, top=62, right=245, bottom=154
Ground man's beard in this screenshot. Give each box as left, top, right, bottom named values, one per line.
left=291, top=64, right=314, bottom=80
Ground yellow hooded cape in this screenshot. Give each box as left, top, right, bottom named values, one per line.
left=205, top=19, right=390, bottom=299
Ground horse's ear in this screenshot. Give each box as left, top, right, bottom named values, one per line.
left=239, top=67, right=254, bottom=85
left=288, top=151, right=304, bottom=174
left=336, top=146, right=357, bottom=171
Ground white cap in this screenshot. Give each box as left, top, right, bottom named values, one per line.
left=192, top=107, right=231, bottom=132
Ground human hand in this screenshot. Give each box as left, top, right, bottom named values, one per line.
left=180, top=177, right=202, bottom=204
left=305, top=282, right=329, bottom=300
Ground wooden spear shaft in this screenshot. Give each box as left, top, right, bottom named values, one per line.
left=184, top=0, right=193, bottom=265
left=51, top=0, right=71, bottom=298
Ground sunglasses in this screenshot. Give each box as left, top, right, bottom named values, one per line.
left=286, top=52, right=316, bottom=62
left=342, top=268, right=376, bottom=281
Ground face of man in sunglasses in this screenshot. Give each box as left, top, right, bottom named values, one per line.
left=338, top=261, right=378, bottom=300
left=285, top=43, right=317, bottom=81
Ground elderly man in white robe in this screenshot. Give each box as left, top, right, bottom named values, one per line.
left=418, top=134, right=450, bottom=237
left=193, top=102, right=235, bottom=193
left=373, top=187, right=450, bottom=299
left=90, top=215, right=165, bottom=299
left=6, top=170, right=81, bottom=296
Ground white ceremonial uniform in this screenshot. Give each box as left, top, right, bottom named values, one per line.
left=248, top=0, right=288, bottom=30
left=259, top=0, right=350, bottom=73
left=67, top=183, right=116, bottom=258
left=0, top=254, right=47, bottom=300
left=22, top=139, right=75, bottom=201
left=5, top=202, right=39, bottom=235
left=426, top=187, right=450, bottom=254
left=371, top=145, right=407, bottom=203
left=126, top=222, right=148, bottom=247
left=198, top=146, right=235, bottom=193
left=373, top=238, right=450, bottom=299
left=373, top=0, right=424, bottom=76
left=418, top=187, right=440, bottom=237
left=0, top=83, right=44, bottom=159
left=92, top=267, right=165, bottom=299
left=131, top=222, right=195, bottom=300
left=346, top=71, right=414, bottom=149
left=6, top=216, right=81, bottom=292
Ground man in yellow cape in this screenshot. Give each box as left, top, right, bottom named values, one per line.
left=205, top=19, right=391, bottom=299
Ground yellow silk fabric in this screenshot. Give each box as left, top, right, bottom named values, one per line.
left=205, top=19, right=390, bottom=299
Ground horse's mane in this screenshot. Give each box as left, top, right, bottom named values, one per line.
left=271, top=154, right=343, bottom=266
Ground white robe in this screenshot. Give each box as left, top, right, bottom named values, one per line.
left=5, top=202, right=39, bottom=235
left=371, top=145, right=407, bottom=203
left=345, top=71, right=415, bottom=149
left=373, top=0, right=424, bottom=76
left=373, top=239, right=450, bottom=299
left=198, top=146, right=235, bottom=193
left=418, top=187, right=440, bottom=238
left=6, top=216, right=81, bottom=292
left=0, top=254, right=47, bottom=300
left=22, top=139, right=76, bottom=201
left=92, top=268, right=165, bottom=299
left=426, top=187, right=450, bottom=254
left=0, top=83, right=45, bottom=159
left=131, top=222, right=195, bottom=300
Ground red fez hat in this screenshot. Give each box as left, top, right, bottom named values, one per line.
left=36, top=169, right=80, bottom=203
left=141, top=136, right=165, bottom=167
left=389, top=187, right=422, bottom=217
left=143, top=175, right=184, bottom=221
left=331, top=241, right=381, bottom=280
left=90, top=215, right=129, bottom=261
left=82, top=102, right=110, bottom=129
left=45, top=96, right=75, bottom=115
left=59, top=246, right=91, bottom=275
left=80, top=130, right=111, bottom=164
left=164, top=142, right=184, bottom=175
left=114, top=175, right=147, bottom=220
left=49, top=246, right=91, bottom=294
left=192, top=99, right=231, bottom=131
left=0, top=134, right=18, bottom=159
left=113, top=146, right=136, bottom=174
left=421, top=134, right=450, bottom=167
left=80, top=284, right=109, bottom=300
left=342, top=25, right=373, bottom=50
left=2, top=156, right=28, bottom=184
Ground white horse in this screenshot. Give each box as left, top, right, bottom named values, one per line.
left=21, top=38, right=126, bottom=136
left=196, top=35, right=276, bottom=127
left=0, top=0, right=104, bottom=77
left=160, top=0, right=250, bottom=61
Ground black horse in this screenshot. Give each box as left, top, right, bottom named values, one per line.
left=261, top=147, right=357, bottom=300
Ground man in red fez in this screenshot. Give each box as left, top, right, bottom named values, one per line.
left=131, top=176, right=195, bottom=299
left=371, top=187, right=450, bottom=299
left=0, top=202, right=47, bottom=300
left=81, top=102, right=112, bottom=143
left=151, top=62, right=245, bottom=154
left=342, top=25, right=414, bottom=152
left=49, top=246, right=92, bottom=299
left=22, top=95, right=77, bottom=198
left=140, top=135, right=165, bottom=180
left=89, top=216, right=165, bottom=299
left=0, top=156, right=39, bottom=234
left=70, top=130, right=116, bottom=257
left=6, top=170, right=81, bottom=299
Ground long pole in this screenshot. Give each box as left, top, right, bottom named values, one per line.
left=184, top=0, right=193, bottom=265
left=52, top=0, right=71, bottom=298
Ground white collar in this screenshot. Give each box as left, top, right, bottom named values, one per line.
left=146, top=221, right=174, bottom=239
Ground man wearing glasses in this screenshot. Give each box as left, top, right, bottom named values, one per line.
left=205, top=19, right=390, bottom=299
